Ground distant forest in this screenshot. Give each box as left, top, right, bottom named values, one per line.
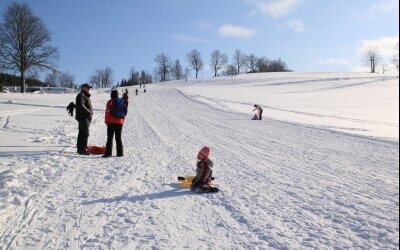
left=0, top=72, right=51, bottom=88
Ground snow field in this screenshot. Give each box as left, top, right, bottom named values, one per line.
left=0, top=72, right=398, bottom=249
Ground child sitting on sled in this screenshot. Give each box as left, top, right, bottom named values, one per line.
left=191, top=146, right=219, bottom=193
left=252, top=113, right=259, bottom=120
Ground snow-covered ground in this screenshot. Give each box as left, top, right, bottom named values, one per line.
left=0, top=72, right=398, bottom=249
left=180, top=72, right=399, bottom=139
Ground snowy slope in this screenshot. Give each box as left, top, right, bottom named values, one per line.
left=179, top=72, right=399, bottom=139
left=0, top=73, right=399, bottom=249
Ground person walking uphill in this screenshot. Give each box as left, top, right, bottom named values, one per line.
left=75, top=83, right=93, bottom=155
left=253, top=104, right=263, bottom=120
left=103, top=90, right=128, bottom=157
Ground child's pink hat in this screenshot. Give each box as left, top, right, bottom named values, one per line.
left=197, top=146, right=210, bottom=160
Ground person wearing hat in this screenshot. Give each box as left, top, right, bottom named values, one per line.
left=75, top=83, right=93, bottom=155
left=191, top=146, right=218, bottom=193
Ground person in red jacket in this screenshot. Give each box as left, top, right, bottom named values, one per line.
left=103, top=90, right=128, bottom=157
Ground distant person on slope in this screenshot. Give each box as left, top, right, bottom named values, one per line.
left=103, top=90, right=128, bottom=157
left=75, top=83, right=93, bottom=155
left=191, top=146, right=218, bottom=193
left=253, top=104, right=263, bottom=120
left=66, top=102, right=76, bottom=116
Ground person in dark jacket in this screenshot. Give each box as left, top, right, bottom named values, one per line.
left=66, top=102, right=76, bottom=116
left=253, top=104, right=263, bottom=120
left=75, top=83, right=93, bottom=155
left=103, top=90, right=128, bottom=157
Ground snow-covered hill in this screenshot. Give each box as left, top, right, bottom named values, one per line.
left=0, top=72, right=398, bottom=249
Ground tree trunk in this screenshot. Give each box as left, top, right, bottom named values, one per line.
left=20, top=70, right=25, bottom=93
left=372, top=61, right=375, bottom=73
left=196, top=70, right=198, bottom=79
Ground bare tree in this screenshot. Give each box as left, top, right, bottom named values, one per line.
left=139, top=70, right=152, bottom=85
left=363, top=47, right=382, bottom=73
left=393, top=43, right=399, bottom=71
left=154, top=52, right=171, bottom=82
left=59, top=71, right=75, bottom=88
left=233, top=49, right=245, bottom=74
left=245, top=54, right=258, bottom=73
left=89, top=67, right=114, bottom=88
left=171, top=59, right=183, bottom=80
left=210, top=49, right=228, bottom=77
left=186, top=49, right=204, bottom=79
left=100, top=66, right=114, bottom=88
left=89, top=70, right=101, bottom=88
left=256, top=57, right=270, bottom=72
left=44, top=69, right=59, bottom=86
left=380, top=64, right=388, bottom=74
left=184, top=68, right=191, bottom=81
left=129, top=67, right=139, bottom=85
left=269, top=59, right=289, bottom=72
left=0, top=3, right=59, bottom=93
left=223, top=64, right=238, bottom=76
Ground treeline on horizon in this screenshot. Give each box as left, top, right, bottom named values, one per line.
left=118, top=49, right=292, bottom=87
left=151, top=49, right=291, bottom=84
left=0, top=2, right=293, bottom=92
left=0, top=72, right=50, bottom=88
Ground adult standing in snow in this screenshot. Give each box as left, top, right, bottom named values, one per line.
left=253, top=104, right=263, bottom=120
left=103, top=90, right=128, bottom=157
left=75, top=83, right=93, bottom=155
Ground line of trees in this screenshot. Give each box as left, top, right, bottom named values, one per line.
left=0, top=72, right=49, bottom=88
left=153, top=52, right=191, bottom=82
left=44, top=70, right=76, bottom=88
left=119, top=67, right=152, bottom=87
left=154, top=49, right=291, bottom=82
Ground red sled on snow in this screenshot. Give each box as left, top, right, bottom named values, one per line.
left=87, top=145, right=106, bottom=155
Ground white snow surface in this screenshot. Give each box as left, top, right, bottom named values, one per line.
left=0, top=72, right=398, bottom=249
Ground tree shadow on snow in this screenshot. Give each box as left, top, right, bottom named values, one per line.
left=81, top=184, right=195, bottom=206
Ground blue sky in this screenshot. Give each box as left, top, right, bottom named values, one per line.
left=0, top=0, right=399, bottom=84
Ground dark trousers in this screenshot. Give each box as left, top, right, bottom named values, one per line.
left=68, top=110, right=74, bottom=116
left=77, top=119, right=90, bottom=152
left=105, top=124, right=123, bottom=156
left=259, top=110, right=263, bottom=120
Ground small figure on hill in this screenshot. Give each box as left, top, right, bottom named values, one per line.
left=253, top=104, right=263, bottom=120
left=191, top=146, right=218, bottom=193
left=252, top=113, right=259, bottom=120
left=136, top=89, right=139, bottom=96
left=103, top=90, right=128, bottom=157
left=144, top=88, right=147, bottom=93
left=66, top=102, right=76, bottom=116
